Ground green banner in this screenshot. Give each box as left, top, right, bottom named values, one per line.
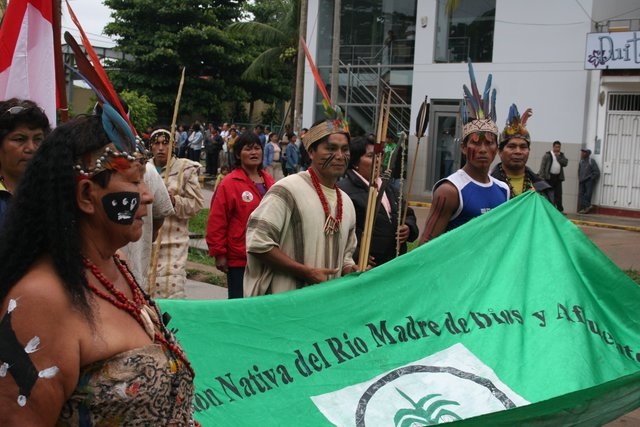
left=160, top=192, right=640, bottom=426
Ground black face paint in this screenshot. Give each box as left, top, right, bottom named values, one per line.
left=102, top=192, right=140, bottom=225
left=321, top=154, right=335, bottom=170
left=0, top=299, right=59, bottom=407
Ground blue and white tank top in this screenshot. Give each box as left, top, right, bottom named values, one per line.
left=434, top=169, right=509, bottom=231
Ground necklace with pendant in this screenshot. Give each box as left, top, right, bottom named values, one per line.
left=308, top=168, right=342, bottom=234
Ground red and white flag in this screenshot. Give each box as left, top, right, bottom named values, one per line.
left=0, top=0, right=57, bottom=125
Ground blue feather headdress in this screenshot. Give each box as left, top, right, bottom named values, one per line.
left=500, top=104, right=532, bottom=148
left=461, top=60, right=499, bottom=142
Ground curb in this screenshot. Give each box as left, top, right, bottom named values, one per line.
left=408, top=201, right=640, bottom=233
left=569, top=219, right=640, bottom=233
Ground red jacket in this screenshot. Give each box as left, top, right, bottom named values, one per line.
left=206, top=168, right=275, bottom=267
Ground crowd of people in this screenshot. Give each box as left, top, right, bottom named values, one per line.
left=0, top=62, right=602, bottom=421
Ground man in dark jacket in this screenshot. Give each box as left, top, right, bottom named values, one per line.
left=338, top=136, right=419, bottom=266
left=204, top=123, right=223, bottom=176
left=577, top=148, right=600, bottom=213
left=491, top=105, right=553, bottom=201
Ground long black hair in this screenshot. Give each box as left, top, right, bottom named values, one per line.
left=0, top=115, right=113, bottom=316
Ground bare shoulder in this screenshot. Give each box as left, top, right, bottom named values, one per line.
left=433, top=181, right=459, bottom=206
left=0, top=261, right=83, bottom=424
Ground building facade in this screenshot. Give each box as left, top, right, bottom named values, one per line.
left=302, top=0, right=640, bottom=214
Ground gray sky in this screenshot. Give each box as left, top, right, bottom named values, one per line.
left=62, top=0, right=115, bottom=47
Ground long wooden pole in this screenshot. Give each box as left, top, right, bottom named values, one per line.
left=358, top=90, right=391, bottom=271
left=148, top=67, right=186, bottom=295
left=402, top=96, right=429, bottom=224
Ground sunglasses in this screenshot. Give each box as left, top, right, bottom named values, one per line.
left=3, top=105, right=43, bottom=115
left=5, top=106, right=30, bottom=115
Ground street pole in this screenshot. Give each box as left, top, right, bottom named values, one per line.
left=330, top=0, right=341, bottom=105
left=294, top=0, right=308, bottom=134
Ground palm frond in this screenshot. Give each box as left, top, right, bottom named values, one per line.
left=241, top=47, right=285, bottom=79
left=228, top=21, right=287, bottom=45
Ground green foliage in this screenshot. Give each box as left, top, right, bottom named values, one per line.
left=103, top=0, right=252, bottom=123
left=187, top=247, right=216, bottom=267
left=260, top=104, right=280, bottom=126
left=228, top=0, right=299, bottom=100
left=120, top=90, right=157, bottom=131
left=188, top=208, right=209, bottom=237
left=186, top=269, right=226, bottom=287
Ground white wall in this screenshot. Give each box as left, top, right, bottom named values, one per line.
left=407, top=0, right=599, bottom=210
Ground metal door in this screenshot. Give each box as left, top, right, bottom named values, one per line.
left=600, top=93, right=640, bottom=210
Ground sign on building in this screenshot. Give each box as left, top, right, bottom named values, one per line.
left=585, top=31, right=640, bottom=69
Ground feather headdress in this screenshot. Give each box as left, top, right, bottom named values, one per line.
left=300, top=37, right=350, bottom=151
left=461, top=60, right=499, bottom=142
left=65, top=0, right=147, bottom=178
left=500, top=104, right=532, bottom=148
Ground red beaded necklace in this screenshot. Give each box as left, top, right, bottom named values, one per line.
left=308, top=167, right=342, bottom=234
left=83, top=255, right=194, bottom=377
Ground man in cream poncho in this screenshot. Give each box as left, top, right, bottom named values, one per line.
left=244, top=112, right=358, bottom=296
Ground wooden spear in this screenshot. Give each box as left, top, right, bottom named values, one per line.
left=401, top=95, right=429, bottom=225
left=358, top=90, right=391, bottom=271
left=148, top=67, right=186, bottom=295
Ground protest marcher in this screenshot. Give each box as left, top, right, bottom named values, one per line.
left=338, top=135, right=419, bottom=266
left=244, top=111, right=358, bottom=296
left=419, top=63, right=509, bottom=244
left=206, top=132, right=275, bottom=298
left=0, top=98, right=50, bottom=226
left=263, top=132, right=284, bottom=180
left=204, top=123, right=223, bottom=176
left=0, top=113, right=195, bottom=424
left=148, top=129, right=204, bottom=298
left=538, top=140, right=568, bottom=212
left=578, top=148, right=600, bottom=214
left=284, top=133, right=300, bottom=175
left=187, top=122, right=203, bottom=162
left=491, top=104, right=553, bottom=201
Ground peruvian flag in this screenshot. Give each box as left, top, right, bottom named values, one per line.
left=0, top=0, right=57, bottom=125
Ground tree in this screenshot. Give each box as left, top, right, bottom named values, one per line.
left=103, top=0, right=251, bottom=124
left=120, top=90, right=157, bottom=132
left=227, top=0, right=299, bottom=123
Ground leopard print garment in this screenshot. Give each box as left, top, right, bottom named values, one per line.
left=57, top=343, right=195, bottom=426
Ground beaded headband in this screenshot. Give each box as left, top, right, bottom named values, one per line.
left=150, top=129, right=172, bottom=144
left=74, top=142, right=147, bottom=178
left=301, top=102, right=350, bottom=151
left=460, top=60, right=499, bottom=142
left=500, top=104, right=532, bottom=147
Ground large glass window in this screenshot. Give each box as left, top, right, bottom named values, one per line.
left=434, top=0, right=495, bottom=63
left=317, top=0, right=417, bottom=66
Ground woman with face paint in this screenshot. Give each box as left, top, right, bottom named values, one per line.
left=206, top=132, right=275, bottom=298
left=0, top=113, right=196, bottom=424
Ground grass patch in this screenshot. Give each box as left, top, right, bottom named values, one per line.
left=189, top=208, right=210, bottom=237
left=186, top=269, right=226, bottom=287
left=625, top=269, right=640, bottom=285
left=187, top=247, right=216, bottom=267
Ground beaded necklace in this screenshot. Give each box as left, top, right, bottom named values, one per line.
left=499, top=164, right=532, bottom=199
left=308, top=168, right=342, bottom=234
left=83, top=255, right=194, bottom=377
